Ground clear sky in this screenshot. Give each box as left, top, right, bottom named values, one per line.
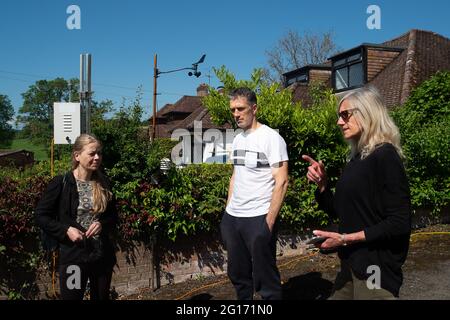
left=1, top=0, right=449, bottom=123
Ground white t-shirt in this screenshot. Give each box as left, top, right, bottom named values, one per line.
left=226, top=124, right=288, bottom=218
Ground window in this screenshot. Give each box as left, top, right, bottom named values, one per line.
left=333, top=50, right=364, bottom=91
left=286, top=77, right=296, bottom=86
left=285, top=72, right=308, bottom=86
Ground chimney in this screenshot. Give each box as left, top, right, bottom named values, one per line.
left=196, top=83, right=209, bottom=97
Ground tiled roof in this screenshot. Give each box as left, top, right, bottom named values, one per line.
left=289, top=29, right=450, bottom=109
left=152, top=95, right=232, bottom=138
left=413, top=30, right=450, bottom=90
left=372, top=29, right=450, bottom=108
left=369, top=49, right=408, bottom=108
left=152, top=96, right=203, bottom=121
left=0, top=149, right=28, bottom=157
left=154, top=122, right=183, bottom=138
left=381, top=30, right=411, bottom=48
left=164, top=96, right=202, bottom=114
left=156, top=103, right=174, bottom=118
left=170, top=105, right=233, bottom=132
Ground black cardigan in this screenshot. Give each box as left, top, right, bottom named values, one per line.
left=316, top=143, right=411, bottom=297
left=35, top=171, right=118, bottom=266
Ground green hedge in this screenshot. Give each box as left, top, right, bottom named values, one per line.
left=391, top=71, right=450, bottom=213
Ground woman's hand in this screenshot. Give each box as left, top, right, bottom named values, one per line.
left=85, top=221, right=102, bottom=238
left=312, top=230, right=345, bottom=249
left=313, top=230, right=366, bottom=249
left=302, top=155, right=328, bottom=193
left=67, top=227, right=85, bottom=242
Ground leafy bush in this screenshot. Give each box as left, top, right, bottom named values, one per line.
left=0, top=175, right=49, bottom=298
left=391, top=71, right=450, bottom=213
left=281, top=177, right=330, bottom=231
left=116, top=164, right=232, bottom=242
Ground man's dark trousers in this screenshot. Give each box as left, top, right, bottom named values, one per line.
left=220, top=212, right=282, bottom=300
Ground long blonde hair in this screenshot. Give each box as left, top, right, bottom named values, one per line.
left=338, top=86, right=404, bottom=160
left=72, top=134, right=112, bottom=214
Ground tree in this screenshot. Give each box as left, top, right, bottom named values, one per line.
left=17, top=78, right=79, bottom=146
left=264, top=30, right=339, bottom=83
left=0, top=94, right=15, bottom=147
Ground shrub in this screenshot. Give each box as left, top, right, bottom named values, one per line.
left=116, top=164, right=232, bottom=242
left=391, top=71, right=450, bottom=214
left=0, top=175, right=50, bottom=298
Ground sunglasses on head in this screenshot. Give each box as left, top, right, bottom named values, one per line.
left=338, top=108, right=358, bottom=122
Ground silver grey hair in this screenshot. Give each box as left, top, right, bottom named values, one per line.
left=338, top=86, right=403, bottom=159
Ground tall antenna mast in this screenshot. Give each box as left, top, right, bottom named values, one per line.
left=80, top=53, right=92, bottom=134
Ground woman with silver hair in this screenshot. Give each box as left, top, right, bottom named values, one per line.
left=303, top=86, right=411, bottom=299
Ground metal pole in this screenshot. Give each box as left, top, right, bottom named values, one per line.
left=80, top=54, right=84, bottom=93
left=86, top=54, right=92, bottom=134
left=151, top=54, right=158, bottom=141
left=50, top=138, right=54, bottom=178
left=80, top=54, right=85, bottom=133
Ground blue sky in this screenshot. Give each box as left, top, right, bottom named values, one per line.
left=1, top=0, right=449, bottom=123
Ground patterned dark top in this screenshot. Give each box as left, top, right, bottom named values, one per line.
left=76, top=179, right=99, bottom=241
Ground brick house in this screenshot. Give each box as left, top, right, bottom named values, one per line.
left=150, top=84, right=234, bottom=165
left=284, top=29, right=450, bottom=108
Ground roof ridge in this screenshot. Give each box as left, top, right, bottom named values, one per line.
left=0, top=149, right=30, bottom=156
left=400, top=30, right=418, bottom=104
left=414, top=29, right=450, bottom=41
left=383, top=29, right=450, bottom=45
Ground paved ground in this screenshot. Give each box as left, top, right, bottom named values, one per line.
left=123, top=224, right=450, bottom=300
left=401, top=229, right=450, bottom=299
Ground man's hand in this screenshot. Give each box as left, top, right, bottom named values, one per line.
left=265, top=214, right=276, bottom=233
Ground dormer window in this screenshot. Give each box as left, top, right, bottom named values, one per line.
left=283, top=65, right=332, bottom=88
left=332, top=49, right=365, bottom=91
left=285, top=72, right=308, bottom=86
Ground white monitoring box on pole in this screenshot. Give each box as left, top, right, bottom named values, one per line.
left=54, top=102, right=81, bottom=144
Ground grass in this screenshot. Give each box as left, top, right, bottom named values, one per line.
left=1, top=138, right=49, bottom=161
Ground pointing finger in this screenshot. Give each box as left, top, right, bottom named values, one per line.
left=302, top=155, right=317, bottom=165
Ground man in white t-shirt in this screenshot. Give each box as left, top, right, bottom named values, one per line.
left=220, top=87, right=289, bottom=300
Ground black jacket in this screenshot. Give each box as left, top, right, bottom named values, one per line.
left=316, top=143, right=411, bottom=297
left=35, top=171, right=118, bottom=266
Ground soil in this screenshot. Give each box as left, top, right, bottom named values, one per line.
left=121, top=224, right=450, bottom=300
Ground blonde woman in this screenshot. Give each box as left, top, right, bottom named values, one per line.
left=36, top=134, right=117, bottom=300
left=303, top=87, right=411, bottom=299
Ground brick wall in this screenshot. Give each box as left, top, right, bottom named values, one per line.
left=112, top=242, right=153, bottom=295
left=141, top=232, right=309, bottom=291
left=0, top=232, right=309, bottom=299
